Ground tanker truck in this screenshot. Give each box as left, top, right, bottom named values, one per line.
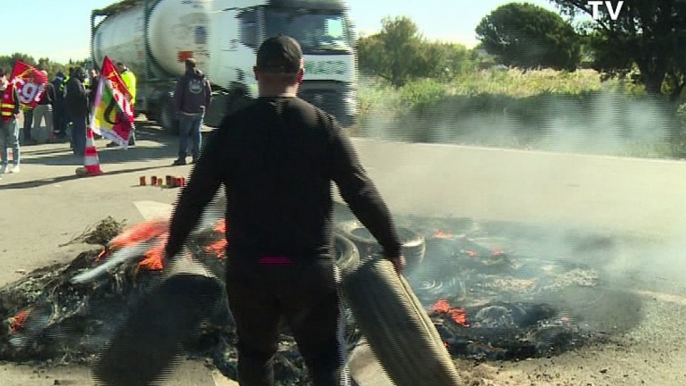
left=90, top=0, right=358, bottom=132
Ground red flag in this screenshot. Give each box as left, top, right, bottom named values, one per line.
left=10, top=61, right=48, bottom=108
left=92, top=56, right=135, bottom=146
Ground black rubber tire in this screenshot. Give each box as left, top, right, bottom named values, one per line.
left=340, top=258, right=462, bottom=386
left=93, top=258, right=225, bottom=386
left=336, top=220, right=426, bottom=269
left=158, top=96, right=179, bottom=135
left=334, top=233, right=360, bottom=271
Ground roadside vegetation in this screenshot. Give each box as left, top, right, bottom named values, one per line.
left=356, top=1, right=686, bottom=160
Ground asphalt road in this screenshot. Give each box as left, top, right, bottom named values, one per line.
left=1, top=122, right=686, bottom=385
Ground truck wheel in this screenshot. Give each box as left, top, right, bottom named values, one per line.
left=159, top=97, right=179, bottom=135
left=340, top=258, right=462, bottom=386
left=336, top=220, right=426, bottom=270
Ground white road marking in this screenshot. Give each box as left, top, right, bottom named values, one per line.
left=212, top=370, right=239, bottom=386
left=134, top=200, right=173, bottom=221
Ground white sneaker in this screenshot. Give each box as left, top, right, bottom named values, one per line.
left=9, top=165, right=19, bottom=173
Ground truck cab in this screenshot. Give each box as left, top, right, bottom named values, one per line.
left=207, top=0, right=358, bottom=128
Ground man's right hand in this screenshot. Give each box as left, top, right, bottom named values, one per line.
left=388, top=255, right=406, bottom=274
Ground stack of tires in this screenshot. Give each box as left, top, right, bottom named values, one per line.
left=333, top=214, right=462, bottom=386
left=335, top=220, right=426, bottom=272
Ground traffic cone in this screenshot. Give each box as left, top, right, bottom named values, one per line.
left=76, top=126, right=103, bottom=176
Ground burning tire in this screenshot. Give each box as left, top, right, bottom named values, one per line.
left=336, top=220, right=426, bottom=270
left=340, top=258, right=461, bottom=386
left=93, top=256, right=226, bottom=386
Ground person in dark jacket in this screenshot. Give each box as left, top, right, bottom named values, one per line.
left=64, top=67, right=89, bottom=156
left=171, top=58, right=212, bottom=165
left=30, top=70, right=56, bottom=144
left=164, top=36, right=405, bottom=386
left=88, top=68, right=99, bottom=109
left=52, top=71, right=67, bottom=139
left=63, top=67, right=74, bottom=142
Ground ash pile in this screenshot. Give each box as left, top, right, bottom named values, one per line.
left=0, top=203, right=642, bottom=384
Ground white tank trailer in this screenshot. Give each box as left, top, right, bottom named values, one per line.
left=91, top=0, right=359, bottom=131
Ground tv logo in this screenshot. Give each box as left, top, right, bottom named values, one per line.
left=587, top=1, right=624, bottom=21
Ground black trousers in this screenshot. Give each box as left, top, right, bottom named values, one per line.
left=53, top=104, right=66, bottom=136
left=22, top=109, right=33, bottom=140
left=225, top=256, right=350, bottom=386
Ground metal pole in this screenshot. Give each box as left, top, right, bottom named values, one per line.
left=90, top=12, right=96, bottom=66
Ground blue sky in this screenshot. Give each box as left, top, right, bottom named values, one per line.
left=10, top=0, right=559, bottom=63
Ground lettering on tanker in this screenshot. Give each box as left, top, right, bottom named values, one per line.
left=304, top=60, right=347, bottom=75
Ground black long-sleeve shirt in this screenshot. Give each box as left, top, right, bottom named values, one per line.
left=165, top=96, right=401, bottom=261
left=38, top=83, right=55, bottom=106
left=64, top=77, right=88, bottom=118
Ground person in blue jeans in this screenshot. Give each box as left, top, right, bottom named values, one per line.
left=172, top=58, right=212, bottom=166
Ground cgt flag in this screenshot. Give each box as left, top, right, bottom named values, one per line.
left=91, top=56, right=135, bottom=147
left=10, top=61, right=48, bottom=109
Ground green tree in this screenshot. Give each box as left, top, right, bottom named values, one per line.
left=357, top=16, right=471, bottom=87
left=476, top=2, right=582, bottom=70
left=550, top=0, right=686, bottom=99
left=0, top=53, right=80, bottom=80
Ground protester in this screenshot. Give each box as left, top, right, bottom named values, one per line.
left=51, top=71, right=67, bottom=140
left=107, top=62, right=137, bottom=147
left=32, top=70, right=55, bottom=144
left=163, top=35, right=405, bottom=386
left=21, top=104, right=34, bottom=145
left=0, top=68, right=22, bottom=174
left=172, top=58, right=212, bottom=166
left=64, top=67, right=89, bottom=157
left=63, top=67, right=74, bottom=146
left=88, top=68, right=100, bottom=109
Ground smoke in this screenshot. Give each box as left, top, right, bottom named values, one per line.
left=358, top=90, right=677, bottom=156
left=347, top=85, right=686, bottom=337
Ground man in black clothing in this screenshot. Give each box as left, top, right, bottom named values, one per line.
left=164, top=35, right=405, bottom=386
left=64, top=67, right=89, bottom=156
left=88, top=68, right=99, bottom=109
left=51, top=71, right=67, bottom=139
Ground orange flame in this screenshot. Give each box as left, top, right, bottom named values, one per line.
left=213, top=219, right=226, bottom=234
left=10, top=308, right=32, bottom=334
left=137, top=233, right=169, bottom=271
left=95, top=248, right=109, bottom=262
left=430, top=299, right=470, bottom=327
left=109, top=219, right=169, bottom=250
left=433, top=230, right=453, bottom=239
left=204, top=239, right=228, bottom=259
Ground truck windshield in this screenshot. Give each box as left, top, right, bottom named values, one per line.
left=264, top=9, right=353, bottom=54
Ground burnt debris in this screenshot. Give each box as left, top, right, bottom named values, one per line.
left=0, top=204, right=642, bottom=383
